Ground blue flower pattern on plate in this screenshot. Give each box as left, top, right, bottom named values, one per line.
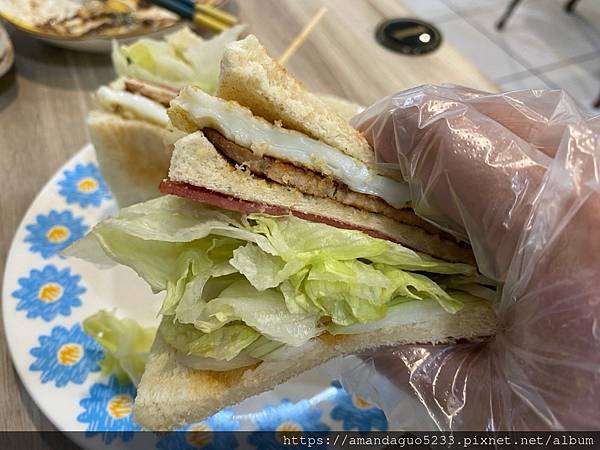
left=156, top=409, right=240, bottom=450
left=58, top=163, right=110, bottom=208
left=249, top=399, right=330, bottom=450
left=12, top=265, right=85, bottom=321
left=330, top=383, right=388, bottom=432
left=29, top=324, right=102, bottom=387
left=25, top=210, right=87, bottom=258
left=78, top=375, right=140, bottom=444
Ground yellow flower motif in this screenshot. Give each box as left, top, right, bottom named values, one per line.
left=46, top=225, right=70, bottom=243
left=58, top=163, right=109, bottom=207
left=77, top=178, right=98, bottom=193
left=57, top=343, right=82, bottom=366
left=276, top=421, right=303, bottom=444
left=38, top=282, right=63, bottom=303
left=277, top=421, right=303, bottom=432
left=352, top=395, right=372, bottom=409
left=107, top=394, right=133, bottom=419
left=187, top=423, right=213, bottom=447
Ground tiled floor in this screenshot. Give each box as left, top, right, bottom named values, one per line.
left=402, top=0, right=600, bottom=114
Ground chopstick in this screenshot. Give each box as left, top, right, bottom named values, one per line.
left=194, top=13, right=231, bottom=32
left=148, top=0, right=237, bottom=32
left=149, top=0, right=192, bottom=20
left=177, top=0, right=238, bottom=26
left=279, top=7, right=328, bottom=65
left=182, top=0, right=237, bottom=26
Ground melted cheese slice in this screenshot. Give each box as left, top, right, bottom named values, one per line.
left=97, top=86, right=169, bottom=127
left=172, top=87, right=411, bottom=209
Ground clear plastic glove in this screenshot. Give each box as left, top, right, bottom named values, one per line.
left=340, top=85, right=600, bottom=430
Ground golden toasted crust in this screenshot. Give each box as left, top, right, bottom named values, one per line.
left=216, top=35, right=375, bottom=168
left=134, top=300, right=497, bottom=430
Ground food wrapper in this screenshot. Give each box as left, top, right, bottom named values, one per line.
left=340, top=85, right=600, bottom=430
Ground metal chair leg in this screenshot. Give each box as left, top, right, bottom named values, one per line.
left=565, top=0, right=581, bottom=13
left=496, top=0, right=524, bottom=30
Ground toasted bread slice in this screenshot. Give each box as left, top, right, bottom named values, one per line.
left=89, top=78, right=184, bottom=207
left=166, top=131, right=474, bottom=264
left=134, top=299, right=496, bottom=430
left=216, top=35, right=374, bottom=167
left=88, top=111, right=184, bottom=208
left=318, top=93, right=362, bottom=121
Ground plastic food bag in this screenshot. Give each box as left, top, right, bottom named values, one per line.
left=340, top=85, right=600, bottom=430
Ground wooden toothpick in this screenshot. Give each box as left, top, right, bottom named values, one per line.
left=278, top=6, right=328, bottom=65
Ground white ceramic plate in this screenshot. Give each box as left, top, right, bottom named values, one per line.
left=0, top=0, right=229, bottom=53
left=2, top=144, right=389, bottom=449
left=34, top=24, right=183, bottom=54
left=1, top=19, right=183, bottom=54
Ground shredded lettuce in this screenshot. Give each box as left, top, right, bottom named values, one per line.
left=112, top=25, right=245, bottom=93
left=67, top=196, right=494, bottom=373
left=244, top=336, right=285, bottom=360
left=244, top=214, right=475, bottom=275
left=191, top=279, right=322, bottom=346
left=188, top=323, right=260, bottom=361
left=327, top=300, right=451, bottom=335
left=181, top=25, right=246, bottom=93
left=159, top=317, right=202, bottom=354
left=175, top=350, right=259, bottom=371
left=83, top=310, right=155, bottom=385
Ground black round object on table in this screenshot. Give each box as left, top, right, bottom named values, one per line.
left=375, top=18, right=442, bottom=56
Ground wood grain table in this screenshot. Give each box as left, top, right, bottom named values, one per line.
left=0, top=0, right=497, bottom=442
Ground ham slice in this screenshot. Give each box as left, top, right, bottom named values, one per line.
left=124, top=79, right=178, bottom=107
left=159, top=179, right=400, bottom=243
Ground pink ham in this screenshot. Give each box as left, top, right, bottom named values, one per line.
left=160, top=179, right=398, bottom=242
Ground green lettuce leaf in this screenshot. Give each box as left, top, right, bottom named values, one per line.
left=375, top=264, right=463, bottom=313
left=244, top=336, right=285, bottom=359
left=159, top=317, right=204, bottom=354
left=181, top=24, right=246, bottom=94
left=193, top=279, right=322, bottom=346
left=188, top=323, right=260, bottom=361
left=83, top=310, right=155, bottom=385
left=371, top=242, right=476, bottom=274
left=302, top=259, right=392, bottom=325
left=246, top=214, right=475, bottom=274
left=230, top=243, right=302, bottom=290
left=112, top=25, right=245, bottom=93
left=328, top=292, right=489, bottom=335
left=435, top=275, right=498, bottom=302
left=64, top=196, right=273, bottom=293
left=279, top=259, right=463, bottom=325
left=164, top=26, right=204, bottom=55
left=66, top=196, right=495, bottom=372
left=175, top=350, right=259, bottom=371
left=246, top=214, right=389, bottom=263
left=120, top=39, right=196, bottom=81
